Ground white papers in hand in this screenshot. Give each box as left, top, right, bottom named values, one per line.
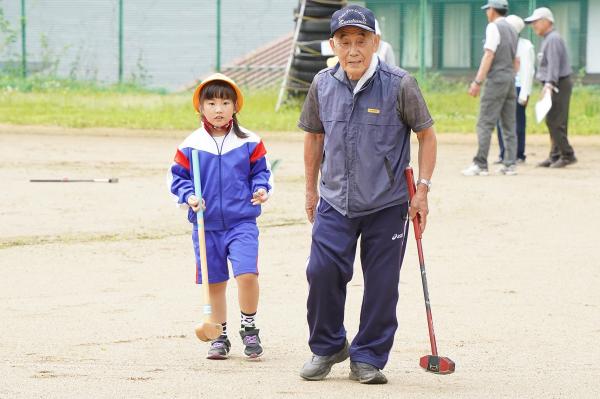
left=535, top=91, right=552, bottom=123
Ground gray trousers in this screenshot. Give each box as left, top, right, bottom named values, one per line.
left=474, top=78, right=517, bottom=169
left=546, top=75, right=575, bottom=161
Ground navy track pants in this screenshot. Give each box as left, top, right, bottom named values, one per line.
left=306, top=199, right=409, bottom=369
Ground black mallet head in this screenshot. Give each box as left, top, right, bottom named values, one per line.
left=420, top=355, right=455, bottom=374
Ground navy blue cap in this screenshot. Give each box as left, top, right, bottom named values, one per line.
left=330, top=5, right=376, bottom=37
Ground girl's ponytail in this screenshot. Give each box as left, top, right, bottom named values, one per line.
left=232, top=114, right=248, bottom=139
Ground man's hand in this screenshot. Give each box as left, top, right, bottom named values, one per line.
left=305, top=189, right=319, bottom=224
left=187, top=195, right=206, bottom=213
left=542, top=83, right=555, bottom=97
left=518, top=96, right=529, bottom=107
left=469, top=49, right=494, bottom=97
left=409, top=186, right=429, bottom=233
left=251, top=188, right=269, bottom=205
left=468, top=81, right=481, bottom=97
left=304, top=132, right=324, bottom=224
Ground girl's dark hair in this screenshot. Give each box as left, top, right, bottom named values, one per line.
left=199, top=81, right=247, bottom=138
left=495, top=8, right=507, bottom=16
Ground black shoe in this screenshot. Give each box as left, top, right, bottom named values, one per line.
left=206, top=336, right=231, bottom=360
left=240, top=328, right=263, bottom=359
left=300, top=340, right=349, bottom=381
left=550, top=157, right=577, bottom=168
left=349, top=361, right=388, bottom=384
left=537, top=158, right=557, bottom=167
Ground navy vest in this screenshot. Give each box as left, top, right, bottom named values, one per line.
left=316, top=60, right=411, bottom=217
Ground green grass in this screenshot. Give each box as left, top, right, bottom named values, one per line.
left=0, top=75, right=303, bottom=131
left=424, top=81, right=600, bottom=134
left=1, top=75, right=598, bottom=134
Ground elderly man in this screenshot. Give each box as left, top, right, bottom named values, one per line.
left=463, top=0, right=518, bottom=176
left=525, top=7, right=577, bottom=168
left=298, top=5, right=437, bottom=384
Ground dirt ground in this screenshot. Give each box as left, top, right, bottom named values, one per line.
left=1, top=125, right=599, bottom=399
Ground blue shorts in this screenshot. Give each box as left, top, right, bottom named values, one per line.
left=192, top=222, right=259, bottom=284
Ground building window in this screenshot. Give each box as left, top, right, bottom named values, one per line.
left=548, top=1, right=581, bottom=68
left=442, top=3, right=471, bottom=68
left=401, top=2, right=433, bottom=68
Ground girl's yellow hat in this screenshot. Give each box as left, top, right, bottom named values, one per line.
left=192, top=73, right=244, bottom=114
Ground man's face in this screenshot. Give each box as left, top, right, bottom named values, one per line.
left=329, top=26, right=380, bottom=81
left=531, top=18, right=551, bottom=36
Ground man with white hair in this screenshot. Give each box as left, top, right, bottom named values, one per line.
left=495, top=14, right=535, bottom=164
left=298, top=4, right=437, bottom=385
left=525, top=7, right=577, bottom=168
left=375, top=19, right=396, bottom=67
left=323, top=19, right=397, bottom=67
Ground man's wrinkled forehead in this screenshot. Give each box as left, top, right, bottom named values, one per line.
left=334, top=26, right=372, bottom=39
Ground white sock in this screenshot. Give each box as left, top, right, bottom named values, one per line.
left=241, top=311, right=256, bottom=331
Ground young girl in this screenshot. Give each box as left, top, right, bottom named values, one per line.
left=168, top=73, right=273, bottom=359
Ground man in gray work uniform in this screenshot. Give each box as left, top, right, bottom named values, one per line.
left=525, top=7, right=577, bottom=168
left=298, top=4, right=437, bottom=385
left=463, top=0, right=518, bottom=176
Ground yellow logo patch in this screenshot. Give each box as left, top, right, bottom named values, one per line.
left=367, top=108, right=380, bottom=114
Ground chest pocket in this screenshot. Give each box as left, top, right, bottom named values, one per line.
left=355, top=107, right=401, bottom=126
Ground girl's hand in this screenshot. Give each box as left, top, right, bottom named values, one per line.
left=251, top=188, right=269, bottom=205
left=187, top=195, right=206, bottom=212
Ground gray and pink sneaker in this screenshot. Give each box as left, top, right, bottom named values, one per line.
left=206, top=336, right=230, bottom=360
left=240, top=329, right=263, bottom=359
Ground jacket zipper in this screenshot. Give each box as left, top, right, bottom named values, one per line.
left=346, top=84, right=355, bottom=215
left=210, top=133, right=229, bottom=230
left=346, top=77, right=375, bottom=215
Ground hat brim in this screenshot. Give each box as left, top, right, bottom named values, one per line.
left=481, top=4, right=508, bottom=10
left=192, top=75, right=244, bottom=114
left=331, top=24, right=376, bottom=37
left=524, top=16, right=541, bottom=23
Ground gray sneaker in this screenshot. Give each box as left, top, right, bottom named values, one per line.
left=498, top=164, right=517, bottom=176
left=349, top=361, right=388, bottom=384
left=300, top=340, right=349, bottom=381
left=207, top=336, right=230, bottom=360
left=461, top=163, right=489, bottom=176
left=240, top=329, right=263, bottom=359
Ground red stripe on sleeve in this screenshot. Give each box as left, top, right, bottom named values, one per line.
left=250, top=141, right=267, bottom=163
left=174, top=149, right=190, bottom=170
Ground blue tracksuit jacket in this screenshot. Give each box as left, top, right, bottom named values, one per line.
left=168, top=126, right=273, bottom=231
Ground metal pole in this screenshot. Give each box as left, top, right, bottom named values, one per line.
left=20, top=0, right=26, bottom=78
left=216, top=0, right=221, bottom=72
left=118, top=0, right=124, bottom=83
left=419, top=0, right=426, bottom=80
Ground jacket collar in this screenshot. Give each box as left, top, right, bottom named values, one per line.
left=331, top=54, right=380, bottom=95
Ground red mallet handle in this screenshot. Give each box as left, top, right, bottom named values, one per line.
left=404, top=166, right=438, bottom=357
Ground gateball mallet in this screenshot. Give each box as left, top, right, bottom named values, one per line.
left=191, top=149, right=223, bottom=342
left=30, top=178, right=119, bottom=183
left=405, top=166, right=455, bottom=375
